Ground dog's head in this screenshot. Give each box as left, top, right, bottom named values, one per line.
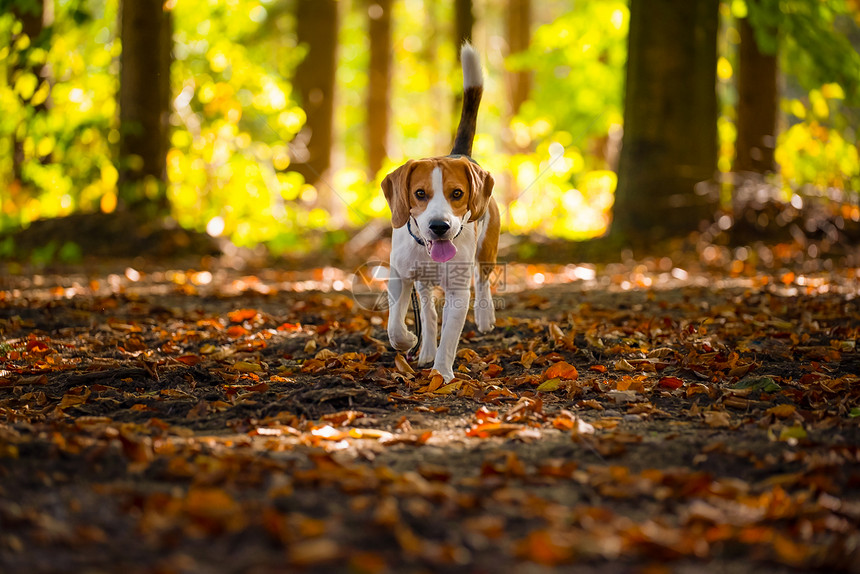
left=382, top=156, right=494, bottom=245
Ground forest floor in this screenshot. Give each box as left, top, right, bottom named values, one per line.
left=1, top=239, right=859, bottom=573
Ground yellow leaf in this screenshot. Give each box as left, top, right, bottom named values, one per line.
left=767, top=404, right=797, bottom=419
left=348, top=428, right=395, bottom=441
left=536, top=378, right=563, bottom=392
left=232, top=360, right=262, bottom=373
left=434, top=380, right=462, bottom=395
left=779, top=424, right=807, bottom=441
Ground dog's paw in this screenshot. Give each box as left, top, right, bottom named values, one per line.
left=389, top=329, right=418, bottom=352
left=475, top=304, right=496, bottom=333
left=432, top=362, right=455, bottom=383
left=416, top=344, right=436, bottom=366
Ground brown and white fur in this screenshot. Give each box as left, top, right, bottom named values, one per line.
left=382, top=44, right=499, bottom=382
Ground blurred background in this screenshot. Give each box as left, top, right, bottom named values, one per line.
left=0, top=0, right=858, bottom=263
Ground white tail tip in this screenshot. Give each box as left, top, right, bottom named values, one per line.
left=460, top=43, right=483, bottom=89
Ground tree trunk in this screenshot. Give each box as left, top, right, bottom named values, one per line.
left=8, top=0, right=51, bottom=186
left=118, top=0, right=172, bottom=214
left=612, top=0, right=719, bottom=244
left=291, top=0, right=338, bottom=187
left=735, top=16, right=778, bottom=175
left=455, top=0, right=474, bottom=46
left=502, top=0, right=531, bottom=223
left=506, top=0, right=531, bottom=119
left=366, top=0, right=392, bottom=178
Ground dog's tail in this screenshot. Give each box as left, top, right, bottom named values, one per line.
left=450, top=43, right=483, bottom=157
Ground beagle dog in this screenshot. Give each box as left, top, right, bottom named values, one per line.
left=382, top=44, right=499, bottom=382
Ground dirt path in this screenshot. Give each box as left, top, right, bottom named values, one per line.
left=1, top=259, right=859, bottom=573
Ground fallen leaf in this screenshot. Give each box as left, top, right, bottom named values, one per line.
left=545, top=361, right=578, bottom=380
left=536, top=378, right=563, bottom=392
left=733, top=376, right=780, bottom=392
left=227, top=308, right=259, bottom=323
left=394, top=354, right=415, bottom=374
left=658, top=376, right=684, bottom=390
left=434, top=380, right=462, bottom=395
left=231, top=360, right=263, bottom=373
left=614, top=358, right=635, bottom=372
left=703, top=410, right=731, bottom=428
left=767, top=404, right=797, bottom=419
left=520, top=351, right=538, bottom=369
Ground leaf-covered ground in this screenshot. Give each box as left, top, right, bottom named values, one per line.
left=1, top=254, right=859, bottom=573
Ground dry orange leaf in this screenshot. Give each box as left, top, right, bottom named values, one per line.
left=227, top=308, right=259, bottom=323
left=521, top=351, right=538, bottom=369
left=426, top=371, right=445, bottom=392
left=175, top=354, right=202, bottom=366
left=658, top=376, right=684, bottom=390
left=466, top=421, right=522, bottom=438
left=226, top=325, right=249, bottom=339
left=484, top=363, right=504, bottom=378
left=394, top=354, right=415, bottom=374
left=544, top=361, right=578, bottom=380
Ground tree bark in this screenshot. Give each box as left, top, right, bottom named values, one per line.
left=506, top=0, right=531, bottom=119
left=735, top=16, right=778, bottom=175
left=118, top=0, right=172, bottom=214
left=612, top=0, right=720, bottom=244
left=291, top=0, right=338, bottom=187
left=455, top=0, right=474, bottom=46
left=366, top=0, right=392, bottom=178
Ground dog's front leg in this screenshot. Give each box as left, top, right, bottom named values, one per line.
left=415, top=281, right=438, bottom=365
left=433, top=288, right=470, bottom=381
left=473, top=265, right=496, bottom=333
left=387, top=275, right=417, bottom=352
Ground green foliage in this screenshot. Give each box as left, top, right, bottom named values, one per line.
left=0, top=0, right=117, bottom=228
left=502, top=0, right=627, bottom=238
left=742, top=0, right=860, bottom=103
left=168, top=0, right=309, bottom=250
left=730, top=0, right=860, bottom=193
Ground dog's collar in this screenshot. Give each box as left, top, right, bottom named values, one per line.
left=407, top=215, right=468, bottom=249
left=407, top=218, right=426, bottom=247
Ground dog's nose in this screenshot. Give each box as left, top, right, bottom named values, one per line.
left=428, top=220, right=451, bottom=237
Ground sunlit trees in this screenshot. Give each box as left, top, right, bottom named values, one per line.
left=1, top=0, right=858, bottom=255
left=118, top=0, right=172, bottom=215
left=612, top=0, right=720, bottom=244
left=6, top=0, right=52, bottom=187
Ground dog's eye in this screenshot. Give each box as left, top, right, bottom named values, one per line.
left=415, top=189, right=426, bottom=199
left=451, top=189, right=464, bottom=200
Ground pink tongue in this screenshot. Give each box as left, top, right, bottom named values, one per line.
left=430, top=240, right=457, bottom=262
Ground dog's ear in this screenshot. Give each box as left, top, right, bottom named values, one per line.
left=382, top=160, right=415, bottom=229
left=460, top=158, right=494, bottom=223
